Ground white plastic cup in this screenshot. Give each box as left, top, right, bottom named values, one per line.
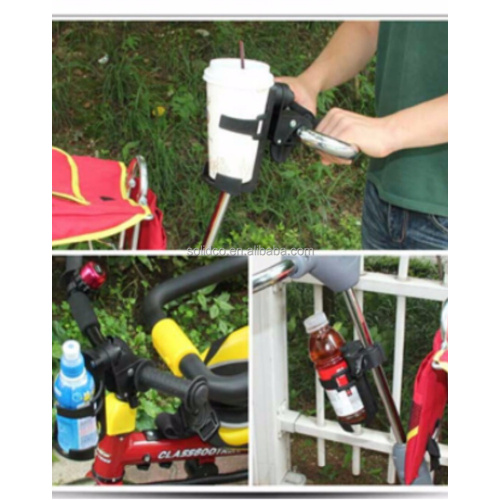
left=203, top=59, right=274, bottom=184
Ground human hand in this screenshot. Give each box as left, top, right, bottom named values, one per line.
left=316, top=108, right=394, bottom=165
left=275, top=76, right=318, bottom=116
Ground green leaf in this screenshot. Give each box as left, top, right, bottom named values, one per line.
left=200, top=284, right=217, bottom=295
left=137, top=256, right=153, bottom=271
left=209, top=304, right=219, bottom=319
left=52, top=343, right=63, bottom=360
left=141, top=399, right=161, bottom=418
left=197, top=293, right=208, bottom=310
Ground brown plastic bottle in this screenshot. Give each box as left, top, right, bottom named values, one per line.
left=304, top=312, right=366, bottom=426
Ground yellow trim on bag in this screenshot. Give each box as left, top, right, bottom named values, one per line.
left=152, top=319, right=200, bottom=377
left=218, top=427, right=248, bottom=447
left=433, top=350, right=448, bottom=373
left=105, top=393, right=137, bottom=435
left=437, top=361, right=448, bottom=372
left=407, top=426, right=419, bottom=441
left=52, top=147, right=90, bottom=205
left=52, top=211, right=150, bottom=247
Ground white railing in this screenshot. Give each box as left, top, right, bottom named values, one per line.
left=252, top=256, right=448, bottom=486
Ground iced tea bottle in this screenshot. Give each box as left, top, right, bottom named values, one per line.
left=304, top=312, right=366, bottom=425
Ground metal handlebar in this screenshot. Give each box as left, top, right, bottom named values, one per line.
left=440, top=299, right=448, bottom=347
left=297, top=127, right=359, bottom=160
left=252, top=260, right=297, bottom=293
left=128, top=155, right=153, bottom=212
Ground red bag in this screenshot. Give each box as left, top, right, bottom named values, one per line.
left=405, top=329, right=448, bottom=484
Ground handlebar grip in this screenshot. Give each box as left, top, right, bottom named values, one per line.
left=143, top=257, right=248, bottom=331
left=135, top=365, right=208, bottom=409
left=68, top=291, right=100, bottom=334
left=152, top=319, right=200, bottom=377
left=297, top=127, right=359, bottom=160
left=65, top=256, right=83, bottom=273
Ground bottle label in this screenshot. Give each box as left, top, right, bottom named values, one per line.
left=78, top=417, right=99, bottom=449
left=57, top=415, right=98, bottom=452
left=318, top=361, right=364, bottom=418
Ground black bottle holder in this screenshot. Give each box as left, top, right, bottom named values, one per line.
left=202, top=82, right=317, bottom=196
left=52, top=380, right=106, bottom=461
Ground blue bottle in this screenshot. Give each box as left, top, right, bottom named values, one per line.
left=54, top=340, right=99, bottom=453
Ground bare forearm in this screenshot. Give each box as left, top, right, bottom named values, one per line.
left=384, top=95, right=448, bottom=154
left=299, top=22, right=379, bottom=94
left=315, top=95, right=448, bottom=164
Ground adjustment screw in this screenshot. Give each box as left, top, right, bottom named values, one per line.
left=127, top=368, right=134, bottom=377
left=290, top=120, right=297, bottom=128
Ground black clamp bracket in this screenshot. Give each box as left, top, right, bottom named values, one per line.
left=155, top=392, right=220, bottom=444
left=84, top=337, right=151, bottom=409
left=267, top=83, right=317, bottom=163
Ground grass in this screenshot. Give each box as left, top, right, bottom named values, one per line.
left=52, top=22, right=376, bottom=249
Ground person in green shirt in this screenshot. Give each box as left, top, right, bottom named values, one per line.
left=278, top=21, right=448, bottom=250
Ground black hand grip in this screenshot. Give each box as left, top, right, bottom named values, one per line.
left=68, top=291, right=100, bottom=334
left=65, top=256, right=83, bottom=273
left=180, top=354, right=248, bottom=406
left=143, top=257, right=247, bottom=331
left=135, top=364, right=208, bottom=409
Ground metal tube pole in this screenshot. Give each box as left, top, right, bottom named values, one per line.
left=252, top=260, right=297, bottom=293
left=343, top=289, right=406, bottom=444
left=201, top=192, right=232, bottom=250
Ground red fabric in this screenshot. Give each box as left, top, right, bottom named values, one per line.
left=52, top=148, right=82, bottom=200
left=52, top=150, right=149, bottom=244
left=405, top=329, right=448, bottom=484
left=126, top=186, right=168, bottom=250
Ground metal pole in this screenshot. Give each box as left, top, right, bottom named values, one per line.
left=252, top=260, right=297, bottom=293
left=343, top=288, right=406, bottom=444
left=201, top=191, right=232, bottom=250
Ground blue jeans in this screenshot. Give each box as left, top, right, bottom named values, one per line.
left=362, top=181, right=448, bottom=250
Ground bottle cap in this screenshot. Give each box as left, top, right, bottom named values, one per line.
left=62, top=340, right=81, bottom=365
left=61, top=340, right=85, bottom=378
left=303, top=312, right=329, bottom=334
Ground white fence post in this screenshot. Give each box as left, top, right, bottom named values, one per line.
left=387, top=256, right=410, bottom=483
left=314, top=285, right=326, bottom=467
left=351, top=256, right=365, bottom=477
left=252, top=256, right=291, bottom=485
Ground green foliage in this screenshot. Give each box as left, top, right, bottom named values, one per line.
left=52, top=256, right=247, bottom=431
left=52, top=21, right=375, bottom=249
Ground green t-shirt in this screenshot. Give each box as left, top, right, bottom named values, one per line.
left=367, top=21, right=448, bottom=217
